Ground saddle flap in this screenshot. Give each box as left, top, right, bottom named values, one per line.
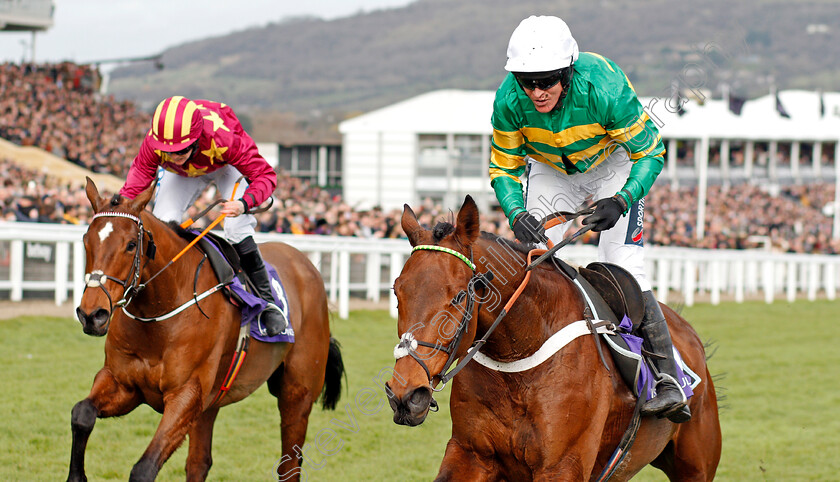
left=196, top=236, right=236, bottom=286
left=587, top=262, right=644, bottom=329
left=174, top=227, right=241, bottom=288
left=578, top=266, right=624, bottom=324
left=586, top=263, right=645, bottom=330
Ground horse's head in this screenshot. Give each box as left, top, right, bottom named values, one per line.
left=75, top=177, right=155, bottom=336
left=386, top=195, right=491, bottom=426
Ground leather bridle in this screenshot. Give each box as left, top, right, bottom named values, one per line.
left=393, top=245, right=493, bottom=391
left=82, top=212, right=155, bottom=315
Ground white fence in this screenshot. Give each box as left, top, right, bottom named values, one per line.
left=1, top=222, right=838, bottom=320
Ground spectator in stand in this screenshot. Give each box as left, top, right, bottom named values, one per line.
left=0, top=62, right=147, bottom=176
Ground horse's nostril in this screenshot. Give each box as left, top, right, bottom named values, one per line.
left=410, top=390, right=425, bottom=405
left=92, top=308, right=110, bottom=326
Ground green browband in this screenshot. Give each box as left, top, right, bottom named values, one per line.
left=411, top=245, right=476, bottom=271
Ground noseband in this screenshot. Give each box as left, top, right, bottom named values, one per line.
left=393, top=245, right=492, bottom=391
left=84, top=211, right=155, bottom=314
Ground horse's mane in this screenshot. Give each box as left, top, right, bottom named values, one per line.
left=430, top=220, right=532, bottom=256
left=165, top=220, right=193, bottom=240
left=479, top=231, right=532, bottom=255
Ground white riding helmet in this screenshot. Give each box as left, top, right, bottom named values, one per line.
left=505, top=15, right=580, bottom=73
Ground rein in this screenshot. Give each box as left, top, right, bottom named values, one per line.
left=84, top=211, right=226, bottom=323
left=393, top=207, right=599, bottom=386
left=394, top=245, right=491, bottom=392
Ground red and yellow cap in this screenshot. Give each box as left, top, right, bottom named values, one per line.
left=148, top=96, right=203, bottom=152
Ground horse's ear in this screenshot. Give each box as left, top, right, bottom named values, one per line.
left=454, top=195, right=480, bottom=246
left=401, top=204, right=428, bottom=247
left=84, top=177, right=106, bottom=213
left=126, top=182, right=155, bottom=213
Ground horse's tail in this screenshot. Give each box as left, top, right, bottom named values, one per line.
left=320, top=336, right=345, bottom=410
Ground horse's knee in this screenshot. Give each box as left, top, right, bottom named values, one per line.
left=129, top=458, right=157, bottom=482
left=71, top=399, right=98, bottom=433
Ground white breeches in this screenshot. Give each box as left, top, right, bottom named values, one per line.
left=153, top=165, right=257, bottom=244
left=523, top=151, right=651, bottom=292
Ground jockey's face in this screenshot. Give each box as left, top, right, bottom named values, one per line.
left=164, top=143, right=196, bottom=166
left=520, top=81, right=564, bottom=113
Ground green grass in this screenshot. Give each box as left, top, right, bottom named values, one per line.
left=2, top=301, right=839, bottom=481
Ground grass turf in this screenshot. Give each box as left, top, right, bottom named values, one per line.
left=1, top=300, right=838, bottom=480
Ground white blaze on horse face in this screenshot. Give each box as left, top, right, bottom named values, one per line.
left=98, top=221, right=114, bottom=243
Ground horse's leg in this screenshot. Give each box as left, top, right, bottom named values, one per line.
left=129, top=380, right=203, bottom=482
left=184, top=406, right=219, bottom=482
left=656, top=384, right=722, bottom=481
left=68, top=368, right=141, bottom=482
left=266, top=365, right=319, bottom=482
left=434, top=439, right=496, bottom=482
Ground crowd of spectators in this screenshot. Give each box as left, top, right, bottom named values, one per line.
left=3, top=150, right=838, bottom=254
left=1, top=60, right=839, bottom=254
left=0, top=158, right=91, bottom=224
left=646, top=183, right=840, bottom=254
left=0, top=62, right=146, bottom=176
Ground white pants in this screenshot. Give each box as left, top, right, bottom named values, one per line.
left=153, top=165, right=257, bottom=244
left=524, top=151, right=651, bottom=291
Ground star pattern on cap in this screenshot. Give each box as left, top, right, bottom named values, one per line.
left=202, top=111, right=231, bottom=132
left=201, top=139, right=228, bottom=165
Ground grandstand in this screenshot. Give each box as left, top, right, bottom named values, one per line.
left=0, top=51, right=838, bottom=254
left=339, top=88, right=840, bottom=240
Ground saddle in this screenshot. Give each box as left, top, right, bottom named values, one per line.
left=553, top=259, right=649, bottom=399
left=175, top=227, right=295, bottom=343
left=578, top=262, right=645, bottom=331
left=175, top=228, right=251, bottom=305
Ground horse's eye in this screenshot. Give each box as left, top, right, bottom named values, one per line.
left=127, top=241, right=137, bottom=251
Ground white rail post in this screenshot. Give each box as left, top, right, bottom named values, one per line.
left=808, top=262, right=819, bottom=301
left=734, top=259, right=745, bottom=303
left=389, top=252, right=403, bottom=319
left=762, top=260, right=775, bottom=304
left=73, top=240, right=86, bottom=307
left=656, top=258, right=669, bottom=304
left=339, top=250, right=350, bottom=320
left=683, top=259, right=695, bottom=307
left=329, top=250, right=339, bottom=303
left=10, top=240, right=23, bottom=302
left=825, top=261, right=836, bottom=301
left=786, top=260, right=796, bottom=302
left=55, top=241, right=69, bottom=305
left=308, top=251, right=322, bottom=271
left=710, top=260, right=720, bottom=305
left=366, top=252, right=382, bottom=302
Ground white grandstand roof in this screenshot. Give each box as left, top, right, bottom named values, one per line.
left=340, top=89, right=840, bottom=142
left=646, top=90, right=840, bottom=142
left=339, top=89, right=495, bottom=134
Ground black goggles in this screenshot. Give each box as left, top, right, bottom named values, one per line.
left=515, top=67, right=572, bottom=91
left=167, top=142, right=195, bottom=156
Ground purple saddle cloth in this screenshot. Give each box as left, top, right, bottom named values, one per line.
left=229, top=265, right=295, bottom=344
left=194, top=233, right=294, bottom=344
left=614, top=315, right=697, bottom=402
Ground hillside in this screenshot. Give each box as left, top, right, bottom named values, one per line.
left=108, top=0, right=840, bottom=142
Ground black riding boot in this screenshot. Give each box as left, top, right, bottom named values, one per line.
left=234, top=237, right=287, bottom=337
left=639, top=291, right=691, bottom=423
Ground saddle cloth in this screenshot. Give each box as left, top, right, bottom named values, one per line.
left=189, top=230, right=295, bottom=344
left=568, top=262, right=697, bottom=401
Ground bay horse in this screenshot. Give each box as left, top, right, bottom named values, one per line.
left=69, top=178, right=343, bottom=482
left=386, top=195, right=721, bottom=481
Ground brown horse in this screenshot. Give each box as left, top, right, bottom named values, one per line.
left=386, top=195, right=721, bottom=481
left=69, top=179, right=343, bottom=482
